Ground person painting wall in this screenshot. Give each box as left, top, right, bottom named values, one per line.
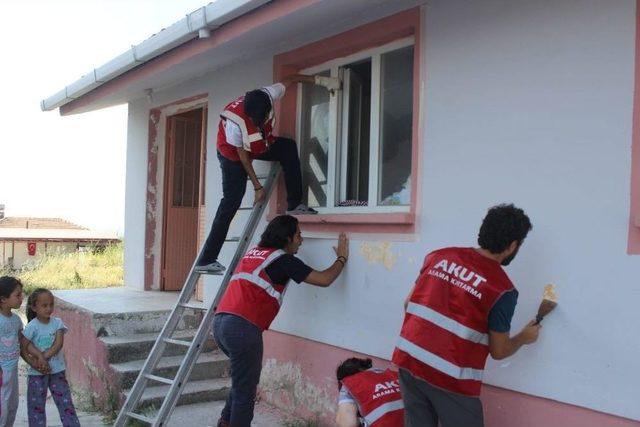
left=393, top=204, right=541, bottom=427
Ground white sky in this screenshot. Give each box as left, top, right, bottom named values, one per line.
left=0, top=0, right=208, bottom=235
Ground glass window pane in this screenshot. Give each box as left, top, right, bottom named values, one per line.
left=300, top=71, right=330, bottom=208
left=340, top=60, right=371, bottom=206
left=171, top=112, right=203, bottom=208
left=379, top=46, right=413, bottom=206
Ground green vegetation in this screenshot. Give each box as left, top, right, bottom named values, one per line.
left=1, top=243, right=123, bottom=294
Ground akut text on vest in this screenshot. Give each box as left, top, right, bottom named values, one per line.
left=215, top=246, right=287, bottom=331
left=341, top=369, right=404, bottom=427
left=392, top=247, right=514, bottom=396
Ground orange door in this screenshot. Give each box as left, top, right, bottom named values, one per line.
left=161, top=108, right=205, bottom=291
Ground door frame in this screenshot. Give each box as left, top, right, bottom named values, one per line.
left=160, top=107, right=208, bottom=291
left=143, top=94, right=208, bottom=291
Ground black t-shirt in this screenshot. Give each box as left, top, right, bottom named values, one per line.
left=264, top=254, right=312, bottom=285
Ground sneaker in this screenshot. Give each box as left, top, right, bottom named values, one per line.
left=195, top=261, right=226, bottom=274
left=286, top=204, right=318, bottom=215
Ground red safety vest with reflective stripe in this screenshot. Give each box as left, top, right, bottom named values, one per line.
left=392, top=247, right=515, bottom=396
left=216, top=246, right=287, bottom=331
left=217, top=96, right=275, bottom=161
left=341, top=369, right=404, bottom=427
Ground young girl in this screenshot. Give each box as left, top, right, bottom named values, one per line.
left=24, top=288, right=80, bottom=427
left=0, top=276, right=49, bottom=427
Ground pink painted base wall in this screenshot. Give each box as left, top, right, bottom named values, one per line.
left=55, top=298, right=119, bottom=411
left=262, top=331, right=639, bottom=427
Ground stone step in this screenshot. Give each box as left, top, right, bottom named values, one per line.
left=100, top=330, right=217, bottom=364
left=112, top=351, right=229, bottom=390
left=126, top=378, right=231, bottom=412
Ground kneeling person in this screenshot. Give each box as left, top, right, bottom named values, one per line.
left=336, top=358, right=404, bottom=427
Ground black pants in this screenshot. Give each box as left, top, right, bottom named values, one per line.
left=199, top=137, right=303, bottom=265
left=399, top=368, right=484, bottom=427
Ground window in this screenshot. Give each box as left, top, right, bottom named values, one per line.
left=297, top=38, right=414, bottom=213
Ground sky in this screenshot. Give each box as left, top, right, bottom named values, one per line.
left=0, top=0, right=209, bottom=235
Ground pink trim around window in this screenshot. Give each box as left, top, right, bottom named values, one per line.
left=271, top=7, right=422, bottom=234
left=629, top=1, right=640, bottom=254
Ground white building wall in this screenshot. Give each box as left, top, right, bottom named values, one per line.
left=272, top=0, right=639, bottom=421
left=123, top=0, right=639, bottom=420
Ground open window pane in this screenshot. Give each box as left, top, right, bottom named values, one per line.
left=339, top=60, right=371, bottom=206
left=300, top=71, right=330, bottom=208
left=378, top=46, right=413, bottom=206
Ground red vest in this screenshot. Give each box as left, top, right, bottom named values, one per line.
left=216, top=247, right=287, bottom=331
left=341, top=369, right=404, bottom=427
left=392, top=247, right=515, bottom=396
left=217, top=95, right=275, bottom=161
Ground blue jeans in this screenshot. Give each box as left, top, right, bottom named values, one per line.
left=213, top=313, right=263, bottom=427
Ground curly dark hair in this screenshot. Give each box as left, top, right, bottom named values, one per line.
left=0, top=276, right=22, bottom=303
left=336, top=357, right=373, bottom=388
left=478, top=204, right=532, bottom=254
left=244, top=89, right=272, bottom=129
left=258, top=215, right=298, bottom=249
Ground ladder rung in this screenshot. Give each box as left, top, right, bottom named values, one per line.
left=164, top=337, right=192, bottom=347
left=237, top=206, right=253, bottom=211
left=126, top=412, right=154, bottom=424
left=145, top=374, right=173, bottom=385
left=226, top=237, right=241, bottom=242
left=248, top=174, right=269, bottom=180
left=179, top=302, right=206, bottom=310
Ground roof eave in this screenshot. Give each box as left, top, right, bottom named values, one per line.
left=41, top=0, right=270, bottom=112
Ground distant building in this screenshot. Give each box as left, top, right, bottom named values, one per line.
left=0, top=214, right=120, bottom=269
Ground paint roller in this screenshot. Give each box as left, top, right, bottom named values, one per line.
left=534, top=284, right=558, bottom=325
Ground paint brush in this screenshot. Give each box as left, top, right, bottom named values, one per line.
left=534, top=284, right=558, bottom=325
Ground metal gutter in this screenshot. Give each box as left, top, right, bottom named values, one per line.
left=41, top=0, right=270, bottom=112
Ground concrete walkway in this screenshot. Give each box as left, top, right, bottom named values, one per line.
left=15, top=361, right=291, bottom=427
left=15, top=360, right=106, bottom=426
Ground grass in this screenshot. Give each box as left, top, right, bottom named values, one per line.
left=1, top=243, right=123, bottom=294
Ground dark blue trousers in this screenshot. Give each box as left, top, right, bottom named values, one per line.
left=213, top=313, right=263, bottom=427
left=199, top=137, right=302, bottom=265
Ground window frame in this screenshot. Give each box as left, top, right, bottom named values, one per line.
left=296, top=37, right=415, bottom=215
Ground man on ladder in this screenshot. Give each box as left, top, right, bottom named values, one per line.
left=196, top=74, right=340, bottom=274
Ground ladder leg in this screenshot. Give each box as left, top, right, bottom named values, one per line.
left=115, top=164, right=281, bottom=427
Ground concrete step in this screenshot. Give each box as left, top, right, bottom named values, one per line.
left=112, top=351, right=229, bottom=390
left=100, top=330, right=217, bottom=364
left=92, top=309, right=203, bottom=337
left=126, top=378, right=231, bottom=411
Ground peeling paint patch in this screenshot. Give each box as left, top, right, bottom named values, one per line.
left=359, top=241, right=397, bottom=270
left=260, top=358, right=334, bottom=421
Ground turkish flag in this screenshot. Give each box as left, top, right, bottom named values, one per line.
left=27, top=242, right=36, bottom=256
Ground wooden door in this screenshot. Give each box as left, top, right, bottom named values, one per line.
left=162, top=108, right=205, bottom=291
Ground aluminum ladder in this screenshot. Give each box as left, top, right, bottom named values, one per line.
left=114, top=164, right=281, bottom=427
